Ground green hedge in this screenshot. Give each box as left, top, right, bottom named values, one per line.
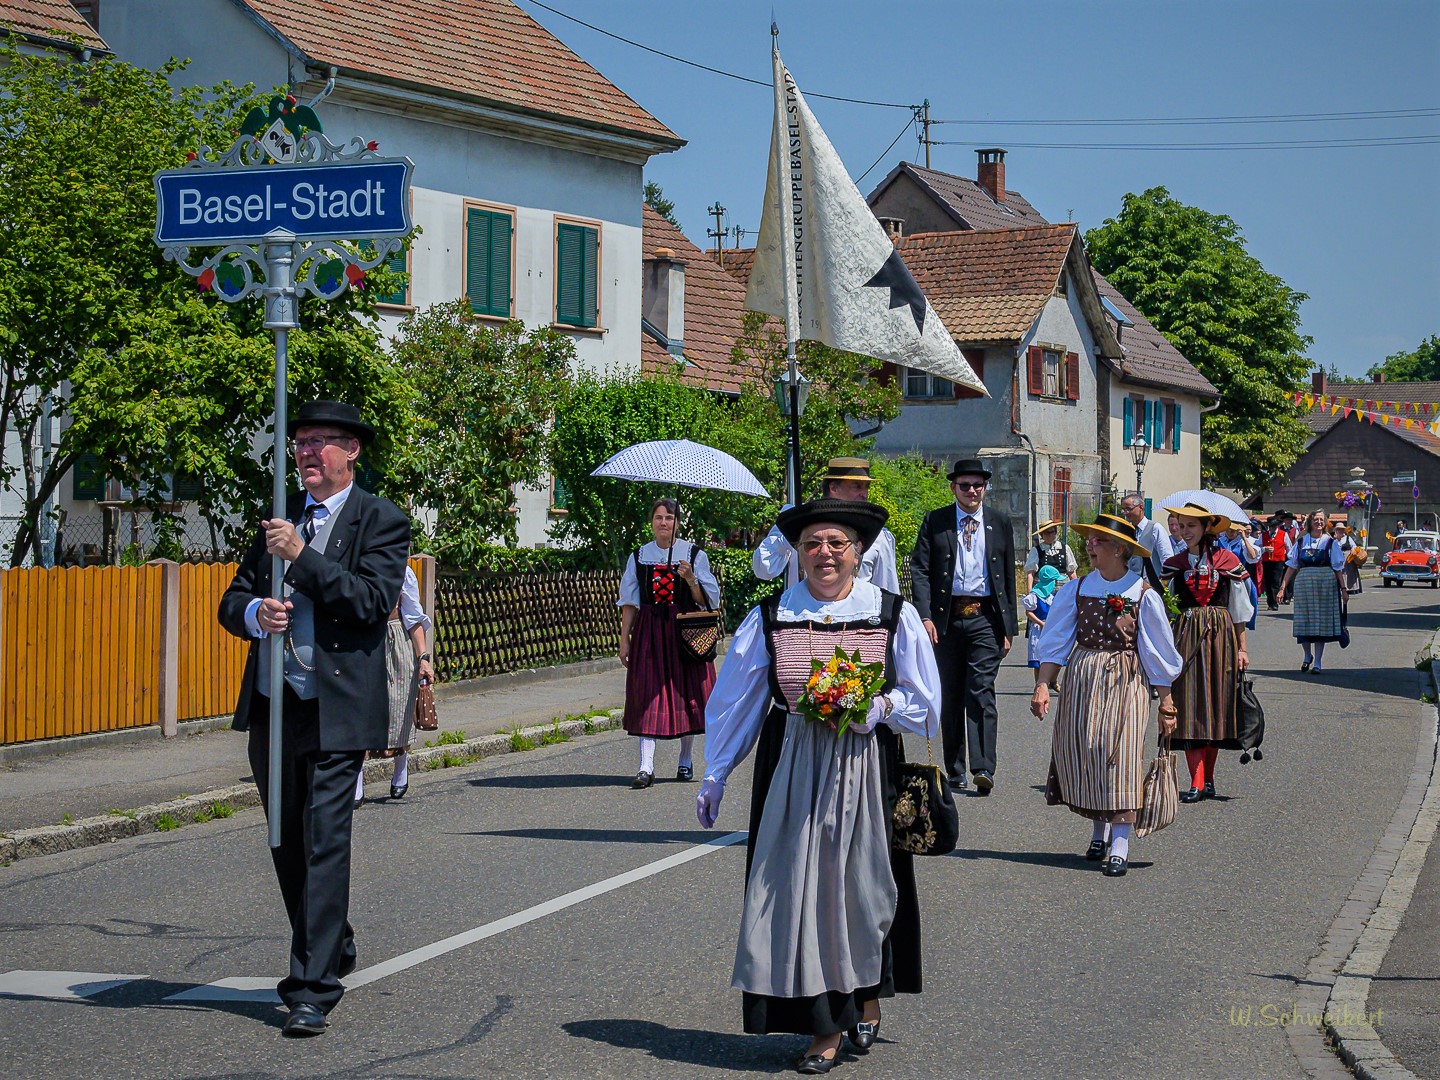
left=709, top=546, right=783, bottom=632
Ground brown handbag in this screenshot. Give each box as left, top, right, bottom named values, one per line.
left=414, top=681, right=439, bottom=731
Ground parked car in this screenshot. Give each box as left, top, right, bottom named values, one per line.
left=1380, top=531, right=1440, bottom=587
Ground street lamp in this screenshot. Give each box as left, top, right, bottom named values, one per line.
left=773, top=369, right=812, bottom=505
left=1129, top=429, right=1150, bottom=499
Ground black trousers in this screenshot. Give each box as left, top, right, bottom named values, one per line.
left=1263, top=561, right=1285, bottom=608
left=934, top=609, right=1003, bottom=782
left=247, top=686, right=364, bottom=1013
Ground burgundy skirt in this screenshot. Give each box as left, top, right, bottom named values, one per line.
left=622, top=603, right=713, bottom=739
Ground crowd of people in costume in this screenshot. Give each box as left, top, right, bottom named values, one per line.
left=613, top=455, right=1369, bottom=1073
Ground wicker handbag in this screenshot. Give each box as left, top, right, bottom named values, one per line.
left=1135, top=735, right=1177, bottom=838
left=892, top=730, right=959, bottom=856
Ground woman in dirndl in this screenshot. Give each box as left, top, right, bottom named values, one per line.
left=1160, top=504, right=1255, bottom=804
left=618, top=497, right=720, bottom=789
left=697, top=499, right=941, bottom=1074
left=357, top=565, right=434, bottom=807
left=1279, top=508, right=1348, bottom=673
left=1031, top=513, right=1182, bottom=878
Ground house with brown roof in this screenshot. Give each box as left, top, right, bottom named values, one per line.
left=868, top=150, right=1218, bottom=520
left=0, top=0, right=106, bottom=55
left=74, top=0, right=684, bottom=546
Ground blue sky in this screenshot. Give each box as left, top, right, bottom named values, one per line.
left=519, top=0, right=1439, bottom=378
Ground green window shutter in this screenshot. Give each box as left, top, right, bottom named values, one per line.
left=1122, top=396, right=1133, bottom=444
left=361, top=241, right=408, bottom=306
left=1172, top=403, right=1182, bottom=451
left=72, top=452, right=105, bottom=501
left=552, top=476, right=571, bottom=510
left=556, top=223, right=598, bottom=328
left=466, top=208, right=512, bottom=318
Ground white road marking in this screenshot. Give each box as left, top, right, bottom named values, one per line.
left=346, top=830, right=747, bottom=988
left=164, top=978, right=280, bottom=1003
left=0, top=970, right=146, bottom=1000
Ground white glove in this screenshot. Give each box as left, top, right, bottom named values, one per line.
left=696, top=778, right=724, bottom=829
left=851, top=694, right=891, bottom=735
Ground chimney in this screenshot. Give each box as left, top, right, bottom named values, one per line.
left=1312, top=370, right=1326, bottom=396
left=1373, top=372, right=1387, bottom=384
left=877, top=216, right=905, bottom=243
left=643, top=248, right=685, bottom=359
left=976, top=148, right=1007, bottom=203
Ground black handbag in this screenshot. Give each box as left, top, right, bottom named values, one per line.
left=1236, top=677, right=1265, bottom=763
left=892, top=730, right=959, bottom=856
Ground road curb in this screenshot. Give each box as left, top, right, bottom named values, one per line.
left=0, top=709, right=626, bottom=867
left=0, top=714, right=235, bottom=767
left=1290, top=653, right=1440, bottom=1080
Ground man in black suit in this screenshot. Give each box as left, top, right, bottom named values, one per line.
left=219, top=400, right=410, bottom=1036
left=910, top=459, right=1017, bottom=795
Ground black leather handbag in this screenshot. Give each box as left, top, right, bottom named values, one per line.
left=1236, top=677, right=1265, bottom=763
left=892, top=732, right=959, bottom=856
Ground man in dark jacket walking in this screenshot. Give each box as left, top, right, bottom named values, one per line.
left=910, top=459, right=1017, bottom=794
left=219, top=400, right=410, bottom=1036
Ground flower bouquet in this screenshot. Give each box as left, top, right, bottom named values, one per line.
left=798, top=647, right=887, bottom=738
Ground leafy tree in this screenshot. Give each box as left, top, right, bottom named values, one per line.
left=1366, top=335, right=1440, bottom=383
left=869, top=453, right=953, bottom=556
left=386, top=301, right=574, bottom=562
left=0, top=43, right=406, bottom=563
left=643, top=180, right=680, bottom=229
left=1085, top=187, right=1312, bottom=493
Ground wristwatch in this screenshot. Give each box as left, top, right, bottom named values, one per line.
left=418, top=652, right=432, bottom=661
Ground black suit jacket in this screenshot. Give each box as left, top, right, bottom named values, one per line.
left=219, top=486, right=411, bottom=752
left=910, top=503, right=1018, bottom=639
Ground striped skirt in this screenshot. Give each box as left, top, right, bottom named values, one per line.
left=1172, top=604, right=1239, bottom=750
left=1050, top=645, right=1149, bottom=825
left=382, top=618, right=419, bottom=752
left=1292, top=565, right=1344, bottom=643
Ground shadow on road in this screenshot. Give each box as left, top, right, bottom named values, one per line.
left=950, top=847, right=1155, bottom=873
left=459, top=827, right=716, bottom=845
left=562, top=1018, right=793, bottom=1073
left=1347, top=608, right=1440, bottom=631
left=1256, top=664, right=1421, bottom=700
left=466, top=772, right=635, bottom=790
left=0, top=980, right=284, bottom=1028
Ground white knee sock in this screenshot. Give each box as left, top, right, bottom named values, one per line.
left=638, top=737, right=656, bottom=774
left=1313, top=642, right=1326, bottom=667
left=355, top=770, right=365, bottom=801
left=1110, top=824, right=1132, bottom=861
left=392, top=751, right=408, bottom=788
left=678, top=736, right=695, bottom=769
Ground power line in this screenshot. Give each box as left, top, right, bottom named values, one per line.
left=855, top=116, right=916, bottom=185
left=929, top=134, right=1440, bottom=150
left=521, top=0, right=914, bottom=110
left=931, top=107, right=1440, bottom=127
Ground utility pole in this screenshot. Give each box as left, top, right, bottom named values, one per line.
left=707, top=202, right=728, bottom=266
left=915, top=99, right=933, bottom=169
left=732, top=225, right=752, bottom=249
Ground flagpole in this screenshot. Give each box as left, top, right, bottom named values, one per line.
left=772, top=24, right=803, bottom=506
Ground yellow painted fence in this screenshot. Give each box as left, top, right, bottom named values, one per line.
left=1, top=556, right=432, bottom=746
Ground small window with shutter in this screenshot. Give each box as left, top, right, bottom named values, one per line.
left=465, top=204, right=515, bottom=319
left=72, top=453, right=106, bottom=501
left=362, top=241, right=409, bottom=307
left=555, top=219, right=600, bottom=329
left=1042, top=349, right=1061, bottom=397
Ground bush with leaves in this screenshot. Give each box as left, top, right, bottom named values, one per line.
left=869, top=454, right=953, bottom=558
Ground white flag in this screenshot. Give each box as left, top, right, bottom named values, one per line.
left=746, top=48, right=986, bottom=395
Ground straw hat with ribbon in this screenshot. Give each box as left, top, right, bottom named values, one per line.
left=1163, top=501, right=1231, bottom=535
left=1032, top=519, right=1063, bottom=537
left=1071, top=513, right=1151, bottom=557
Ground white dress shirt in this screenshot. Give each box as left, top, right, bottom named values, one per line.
left=752, top=510, right=901, bottom=594
left=1036, top=571, right=1183, bottom=687
left=1128, top=515, right=1168, bottom=579
left=619, top=540, right=722, bottom=609
left=952, top=505, right=989, bottom=596
left=243, top=483, right=355, bottom=638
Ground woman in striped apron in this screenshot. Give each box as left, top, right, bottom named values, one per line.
left=697, top=499, right=941, bottom=1074
left=1279, top=509, right=1349, bottom=673
left=1161, top=503, right=1256, bottom=803
left=1031, top=513, right=1182, bottom=878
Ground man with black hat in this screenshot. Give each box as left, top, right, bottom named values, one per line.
left=910, top=459, right=1017, bottom=794
left=219, top=400, right=410, bottom=1036
left=752, top=456, right=900, bottom=592
left=1260, top=511, right=1293, bottom=611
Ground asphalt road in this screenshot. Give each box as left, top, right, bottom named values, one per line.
left=0, top=584, right=1431, bottom=1079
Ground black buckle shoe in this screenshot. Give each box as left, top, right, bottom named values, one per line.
left=1203, top=781, right=1216, bottom=800
left=1102, top=854, right=1129, bottom=877
left=848, top=1020, right=879, bottom=1053
left=389, top=782, right=408, bottom=800
left=797, top=1051, right=839, bottom=1074
left=1180, top=786, right=1203, bottom=803
left=676, top=764, right=694, bottom=782
left=630, top=771, right=654, bottom=789
left=1085, top=839, right=1110, bottom=861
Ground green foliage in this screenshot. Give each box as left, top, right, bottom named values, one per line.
left=508, top=725, right=537, bottom=752
left=643, top=180, right=681, bottom=229
left=107, top=808, right=138, bottom=820
left=209, top=801, right=235, bottom=819
left=709, top=545, right=782, bottom=632
left=192, top=805, right=215, bottom=824
left=870, top=454, right=952, bottom=557
left=154, top=813, right=181, bottom=831
left=388, top=302, right=574, bottom=560
left=60, top=812, right=74, bottom=826
left=1367, top=335, right=1440, bottom=383
left=1085, top=187, right=1312, bottom=494
left=539, top=720, right=570, bottom=746
left=436, top=729, right=466, bottom=745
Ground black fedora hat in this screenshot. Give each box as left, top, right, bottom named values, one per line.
left=287, top=400, right=375, bottom=445
left=946, top=458, right=992, bottom=482
left=777, top=499, right=889, bottom=549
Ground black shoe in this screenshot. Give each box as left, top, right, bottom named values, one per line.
left=354, top=797, right=364, bottom=810
left=1102, top=854, right=1128, bottom=877
left=676, top=765, right=694, bottom=782
left=949, top=774, right=967, bottom=793
left=1203, top=781, right=1216, bottom=800
left=1180, top=786, right=1203, bottom=803
left=282, top=1002, right=327, bottom=1037
left=797, top=1051, right=839, bottom=1074
left=338, top=952, right=357, bottom=979
left=1085, top=839, right=1110, bottom=861
left=1300, top=658, right=1312, bottom=672
left=630, top=771, right=654, bottom=789
left=848, top=1020, right=879, bottom=1053
left=389, top=782, right=408, bottom=799
left=972, top=771, right=994, bottom=793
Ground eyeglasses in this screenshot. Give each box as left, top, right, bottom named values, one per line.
left=799, top=538, right=855, bottom=556
left=952, top=481, right=986, bottom=491
left=291, top=434, right=355, bottom=453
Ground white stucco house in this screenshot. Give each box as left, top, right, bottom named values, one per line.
left=54, top=0, right=683, bottom=552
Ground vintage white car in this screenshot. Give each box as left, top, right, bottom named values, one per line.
left=1380, top=531, right=1440, bottom=587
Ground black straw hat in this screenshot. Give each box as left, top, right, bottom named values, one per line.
left=287, top=400, right=376, bottom=445
left=946, top=458, right=992, bottom=482
left=777, top=499, right=889, bottom=549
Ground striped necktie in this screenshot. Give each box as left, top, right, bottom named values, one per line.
left=300, top=504, right=319, bottom=543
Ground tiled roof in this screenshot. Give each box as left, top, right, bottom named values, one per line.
left=0, top=0, right=107, bottom=49
left=1094, top=273, right=1218, bottom=399
left=1304, top=381, right=1440, bottom=454
left=237, top=0, right=680, bottom=146
left=869, top=162, right=1049, bottom=232
left=707, top=247, right=755, bottom=284
left=641, top=208, right=758, bottom=396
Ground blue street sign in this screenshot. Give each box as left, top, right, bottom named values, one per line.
left=1414, top=486, right=1421, bottom=500
left=154, top=158, right=413, bottom=247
